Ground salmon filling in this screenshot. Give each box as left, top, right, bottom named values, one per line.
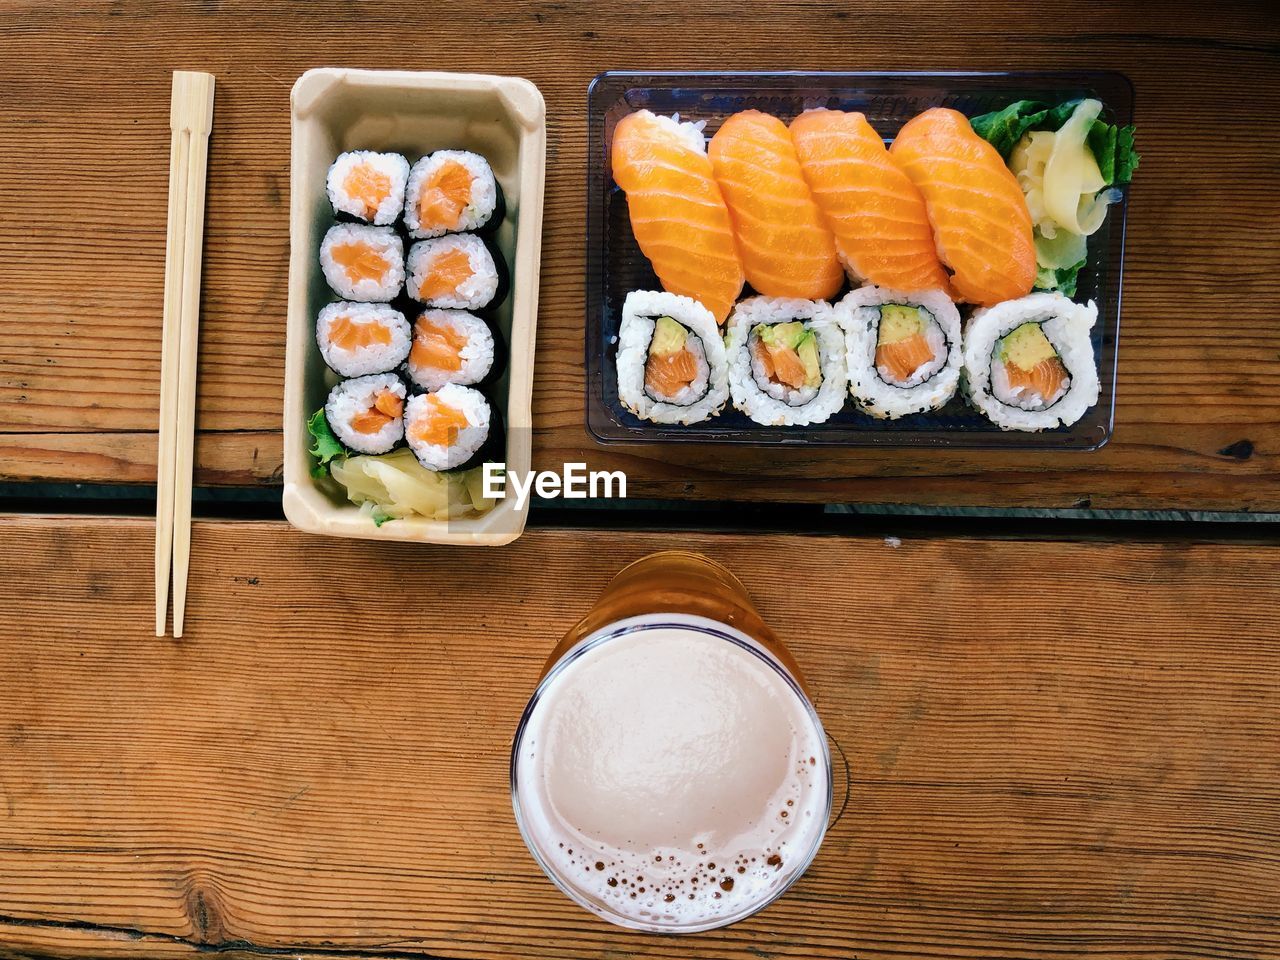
left=342, top=163, right=392, bottom=220
left=410, top=396, right=470, bottom=447
left=752, top=338, right=807, bottom=390
left=418, top=160, right=473, bottom=232
left=873, top=304, right=947, bottom=387
left=645, top=348, right=698, bottom=396
left=992, top=321, right=1071, bottom=410
left=349, top=389, right=404, bottom=435
left=331, top=243, right=390, bottom=284
left=410, top=317, right=468, bottom=373
left=329, top=314, right=392, bottom=351
left=748, top=321, right=821, bottom=405
left=1005, top=357, right=1069, bottom=399
left=876, top=335, right=934, bottom=382
left=419, top=248, right=474, bottom=300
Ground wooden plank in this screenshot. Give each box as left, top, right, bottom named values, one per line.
left=0, top=2, right=1277, bottom=509
left=0, top=517, right=1277, bottom=959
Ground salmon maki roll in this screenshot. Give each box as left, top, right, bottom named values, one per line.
left=403, top=309, right=496, bottom=393
left=611, top=111, right=744, bottom=323
left=324, top=373, right=407, bottom=455
left=404, top=151, right=503, bottom=239
left=326, top=151, right=410, bottom=225
left=790, top=110, right=952, bottom=296
left=319, top=224, right=404, bottom=302
left=316, top=302, right=411, bottom=378
left=406, top=235, right=505, bottom=311
left=889, top=108, right=1035, bottom=306
left=709, top=110, right=843, bottom=302
left=404, top=384, right=493, bottom=472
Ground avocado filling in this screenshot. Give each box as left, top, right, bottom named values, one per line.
left=991, top=321, right=1071, bottom=411
left=749, top=321, right=822, bottom=406
left=643, top=315, right=710, bottom=406
left=873, top=304, right=948, bottom=388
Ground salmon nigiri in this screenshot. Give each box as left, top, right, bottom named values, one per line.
left=612, top=110, right=744, bottom=323
left=790, top=109, right=952, bottom=295
left=708, top=110, right=844, bottom=301
left=889, top=108, right=1036, bottom=306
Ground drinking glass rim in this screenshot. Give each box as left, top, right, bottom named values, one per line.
left=509, top=612, right=834, bottom=934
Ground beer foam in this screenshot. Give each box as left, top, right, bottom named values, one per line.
left=514, top=621, right=829, bottom=930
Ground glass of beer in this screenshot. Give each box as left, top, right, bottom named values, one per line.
left=510, top=551, right=832, bottom=933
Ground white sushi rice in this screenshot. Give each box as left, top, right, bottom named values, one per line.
left=406, top=235, right=500, bottom=310
left=405, top=384, right=492, bottom=471
left=628, top=110, right=709, bottom=154
left=403, top=151, right=499, bottom=239
left=325, top=151, right=410, bottom=226
left=726, top=297, right=847, bottom=426
left=403, top=309, right=495, bottom=392
left=963, top=292, right=1100, bottom=431
left=325, top=373, right=406, bottom=455
left=319, top=224, right=404, bottom=302
left=316, top=302, right=411, bottom=378
left=836, top=285, right=962, bottom=419
left=616, top=290, right=728, bottom=425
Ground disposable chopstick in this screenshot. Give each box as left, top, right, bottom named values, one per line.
left=155, top=71, right=215, bottom=638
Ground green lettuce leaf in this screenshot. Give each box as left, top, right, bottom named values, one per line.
left=306, top=408, right=345, bottom=479
left=370, top=505, right=395, bottom=527
left=971, top=98, right=1139, bottom=185
left=969, top=100, right=1049, bottom=157
left=1034, top=257, right=1087, bottom=298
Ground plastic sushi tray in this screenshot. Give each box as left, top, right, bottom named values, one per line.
left=585, top=70, right=1132, bottom=449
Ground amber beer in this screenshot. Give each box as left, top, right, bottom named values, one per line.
left=511, top=552, right=831, bottom=933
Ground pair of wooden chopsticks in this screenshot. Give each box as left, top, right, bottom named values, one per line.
left=155, top=71, right=215, bottom=638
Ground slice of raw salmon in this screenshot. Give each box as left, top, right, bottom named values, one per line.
left=420, top=248, right=474, bottom=300
left=790, top=110, right=952, bottom=295
left=410, top=317, right=468, bottom=373
left=645, top=347, right=698, bottom=397
left=752, top=336, right=807, bottom=389
left=411, top=396, right=469, bottom=447
left=373, top=389, right=404, bottom=419
left=889, top=108, right=1035, bottom=306
left=612, top=111, right=744, bottom=323
left=1005, top=355, right=1069, bottom=401
left=418, top=160, right=473, bottom=232
left=331, top=243, right=390, bottom=284
left=876, top=332, right=936, bottom=382
left=329, top=314, right=392, bottom=351
left=709, top=110, right=843, bottom=301
left=343, top=163, right=392, bottom=220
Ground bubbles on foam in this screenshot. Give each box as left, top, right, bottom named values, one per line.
left=533, top=760, right=825, bottom=926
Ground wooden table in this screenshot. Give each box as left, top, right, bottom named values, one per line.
left=1, top=2, right=1278, bottom=509
left=1, top=518, right=1277, bottom=959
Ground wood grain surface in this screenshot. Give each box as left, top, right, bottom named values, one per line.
left=0, top=1, right=1277, bottom=509
left=0, top=516, right=1277, bottom=959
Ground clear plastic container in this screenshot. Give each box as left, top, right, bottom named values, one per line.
left=585, top=71, right=1132, bottom=449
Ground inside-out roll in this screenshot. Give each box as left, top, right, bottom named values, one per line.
left=726, top=297, right=847, bottom=426
left=963, top=292, right=1099, bottom=431
left=837, top=286, right=961, bottom=419
left=616, top=290, right=729, bottom=425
